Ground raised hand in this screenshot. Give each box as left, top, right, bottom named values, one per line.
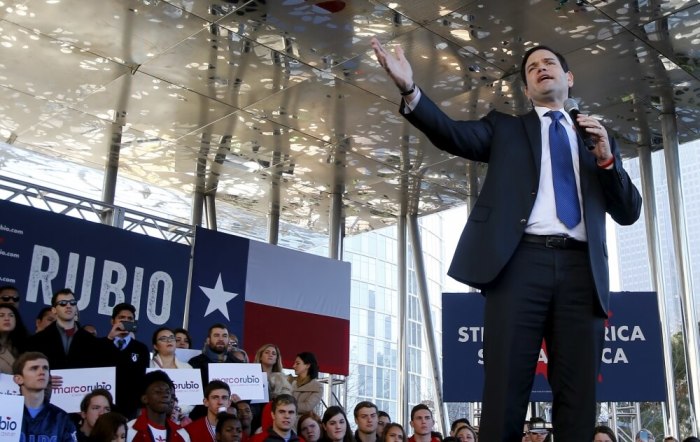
left=370, top=37, right=415, bottom=94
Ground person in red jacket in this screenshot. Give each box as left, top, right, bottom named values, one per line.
left=186, top=380, right=232, bottom=441
left=251, top=394, right=304, bottom=442
left=126, top=370, right=190, bottom=442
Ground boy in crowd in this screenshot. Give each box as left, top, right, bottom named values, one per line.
left=186, top=380, right=232, bottom=441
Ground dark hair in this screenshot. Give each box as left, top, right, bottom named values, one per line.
left=382, top=423, right=407, bottom=442
left=297, top=412, right=322, bottom=437
left=271, top=393, right=297, bottom=412
left=140, top=369, right=174, bottom=396
left=205, top=379, right=231, bottom=398
left=296, top=351, right=320, bottom=379
left=0, top=285, right=18, bottom=293
left=208, top=323, right=229, bottom=337
left=454, top=425, right=476, bottom=441
left=450, top=418, right=470, bottom=433
left=0, top=304, right=28, bottom=355
left=322, top=406, right=353, bottom=442
left=90, top=412, right=127, bottom=442
left=353, top=401, right=377, bottom=419
left=174, top=328, right=192, bottom=348
left=216, top=412, right=241, bottom=436
left=12, top=351, right=48, bottom=375
left=80, top=388, right=114, bottom=412
left=36, top=306, right=53, bottom=321
left=410, top=403, right=433, bottom=421
left=378, top=411, right=390, bottom=421
left=682, top=438, right=700, bottom=442
left=152, top=326, right=175, bottom=347
left=51, top=288, right=74, bottom=307
left=519, top=45, right=570, bottom=84
left=593, top=425, right=617, bottom=442
left=111, top=303, right=136, bottom=319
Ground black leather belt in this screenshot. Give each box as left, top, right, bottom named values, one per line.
left=521, top=234, right=587, bottom=251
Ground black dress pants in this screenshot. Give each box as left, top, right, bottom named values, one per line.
left=477, top=241, right=605, bottom=442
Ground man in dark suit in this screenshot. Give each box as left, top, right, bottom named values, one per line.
left=104, top=302, right=150, bottom=420
left=371, top=38, right=642, bottom=442
left=26, top=288, right=105, bottom=369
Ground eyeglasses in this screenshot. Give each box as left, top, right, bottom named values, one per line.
left=55, top=300, right=78, bottom=307
left=0, top=296, right=20, bottom=302
left=158, top=336, right=176, bottom=342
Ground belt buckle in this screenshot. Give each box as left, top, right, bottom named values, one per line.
left=545, top=236, right=567, bottom=249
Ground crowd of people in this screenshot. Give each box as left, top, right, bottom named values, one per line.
left=0, top=285, right=695, bottom=442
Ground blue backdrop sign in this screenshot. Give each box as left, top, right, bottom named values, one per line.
left=442, top=291, right=666, bottom=402
left=0, top=200, right=190, bottom=340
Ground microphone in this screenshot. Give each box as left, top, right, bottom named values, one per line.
left=563, top=98, right=596, bottom=150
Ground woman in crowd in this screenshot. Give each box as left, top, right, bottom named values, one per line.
left=319, top=406, right=353, bottom=442
left=174, top=327, right=192, bottom=349
left=216, top=412, right=243, bottom=442
left=382, top=423, right=407, bottom=442
left=89, top=412, right=127, bottom=442
left=255, top=343, right=292, bottom=400
left=0, top=304, right=28, bottom=374
left=454, top=424, right=477, bottom=442
left=593, top=426, right=617, bottom=442
left=150, top=327, right=193, bottom=369
left=77, top=389, right=114, bottom=441
left=297, top=412, right=322, bottom=442
left=290, top=352, right=323, bottom=414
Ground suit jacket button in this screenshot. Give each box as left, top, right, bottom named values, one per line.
left=520, top=219, right=527, bottom=224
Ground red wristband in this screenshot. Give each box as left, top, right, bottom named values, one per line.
left=597, top=156, right=615, bottom=169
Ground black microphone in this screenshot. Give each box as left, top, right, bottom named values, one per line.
left=564, top=98, right=596, bottom=150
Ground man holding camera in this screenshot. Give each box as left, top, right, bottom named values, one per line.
left=105, top=302, right=150, bottom=420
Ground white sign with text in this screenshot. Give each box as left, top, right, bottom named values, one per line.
left=0, top=373, right=20, bottom=396
left=208, top=363, right=265, bottom=400
left=0, top=393, right=24, bottom=442
left=50, top=367, right=116, bottom=413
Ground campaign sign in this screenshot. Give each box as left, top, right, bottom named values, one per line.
left=208, top=363, right=265, bottom=400
left=0, top=373, right=20, bottom=396
left=146, top=368, right=203, bottom=406
left=442, top=291, right=666, bottom=402
left=175, top=348, right=201, bottom=364
left=0, top=393, right=23, bottom=441
left=50, top=367, right=116, bottom=412
left=0, top=200, right=190, bottom=342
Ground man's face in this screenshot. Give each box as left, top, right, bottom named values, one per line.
left=208, top=327, right=230, bottom=353
left=377, top=416, right=391, bottom=437
left=36, top=310, right=56, bottom=332
left=528, top=430, right=548, bottom=442
left=14, top=358, right=50, bottom=392
left=219, top=418, right=243, bottom=442
left=52, top=293, right=77, bottom=322
left=204, top=388, right=231, bottom=415
left=410, top=410, right=434, bottom=436
left=236, top=402, right=252, bottom=427
left=523, top=49, right=573, bottom=107
left=272, top=403, right=297, bottom=434
left=143, top=380, right=173, bottom=414
left=0, top=288, right=20, bottom=308
left=355, top=407, right=378, bottom=434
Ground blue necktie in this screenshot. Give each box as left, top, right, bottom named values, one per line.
left=547, top=111, right=581, bottom=228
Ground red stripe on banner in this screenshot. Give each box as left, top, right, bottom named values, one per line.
left=243, top=302, right=349, bottom=375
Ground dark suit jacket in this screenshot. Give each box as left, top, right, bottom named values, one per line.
left=402, top=94, right=642, bottom=316
left=101, top=337, right=150, bottom=419
left=26, top=322, right=108, bottom=369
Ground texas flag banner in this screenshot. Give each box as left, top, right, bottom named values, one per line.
left=189, top=226, right=351, bottom=375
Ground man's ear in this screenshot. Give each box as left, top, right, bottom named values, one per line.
left=13, top=374, right=23, bottom=386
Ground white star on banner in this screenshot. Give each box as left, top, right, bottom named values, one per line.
left=200, top=273, right=239, bottom=320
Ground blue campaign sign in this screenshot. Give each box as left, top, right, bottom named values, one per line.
left=187, top=226, right=248, bottom=349
left=443, top=291, right=666, bottom=402
left=0, top=200, right=190, bottom=341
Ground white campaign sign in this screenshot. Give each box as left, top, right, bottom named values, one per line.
left=0, top=393, right=23, bottom=442
left=146, top=368, right=203, bottom=406
left=50, top=367, right=117, bottom=413
left=175, top=348, right=201, bottom=363
left=208, top=363, right=265, bottom=400
left=0, top=373, right=20, bottom=396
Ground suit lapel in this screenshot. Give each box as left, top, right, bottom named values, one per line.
left=522, top=110, right=542, bottom=175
